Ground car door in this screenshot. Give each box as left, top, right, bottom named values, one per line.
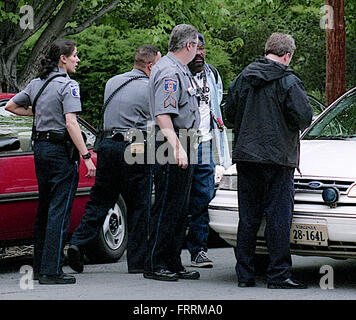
left=0, top=98, right=97, bottom=240
left=0, top=99, right=38, bottom=239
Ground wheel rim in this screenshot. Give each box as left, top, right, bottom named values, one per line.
left=102, top=203, right=125, bottom=250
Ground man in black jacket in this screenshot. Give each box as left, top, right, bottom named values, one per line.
left=224, top=33, right=313, bottom=289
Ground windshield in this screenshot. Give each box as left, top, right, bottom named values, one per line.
left=303, top=91, right=356, bottom=140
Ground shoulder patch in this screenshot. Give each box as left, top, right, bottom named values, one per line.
left=70, top=84, right=80, bottom=98
left=163, top=78, right=178, bottom=93
left=164, top=96, right=176, bottom=108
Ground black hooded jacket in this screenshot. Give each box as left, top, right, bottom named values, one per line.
left=224, top=57, right=313, bottom=168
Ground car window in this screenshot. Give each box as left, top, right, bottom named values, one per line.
left=308, top=96, right=325, bottom=118
left=78, top=121, right=96, bottom=149
left=304, top=91, right=356, bottom=140
left=0, top=99, right=96, bottom=154
left=0, top=100, right=33, bottom=154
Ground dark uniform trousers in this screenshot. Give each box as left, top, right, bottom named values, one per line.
left=145, top=139, right=195, bottom=273
left=235, top=161, right=294, bottom=283
left=33, top=141, right=79, bottom=275
left=70, top=137, right=152, bottom=271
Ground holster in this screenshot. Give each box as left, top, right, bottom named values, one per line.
left=64, top=131, right=87, bottom=164
left=65, top=139, right=80, bottom=163
left=93, top=129, right=104, bottom=153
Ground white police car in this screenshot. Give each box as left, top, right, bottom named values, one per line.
left=209, top=87, right=356, bottom=259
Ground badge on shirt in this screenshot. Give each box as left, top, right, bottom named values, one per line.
left=187, top=86, right=197, bottom=96
left=164, top=96, right=176, bottom=108
left=163, top=78, right=178, bottom=93
left=70, top=84, right=80, bottom=98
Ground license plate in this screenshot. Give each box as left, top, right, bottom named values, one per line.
left=290, top=223, right=328, bottom=246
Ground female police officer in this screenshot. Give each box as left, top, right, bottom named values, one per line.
left=5, top=39, right=96, bottom=284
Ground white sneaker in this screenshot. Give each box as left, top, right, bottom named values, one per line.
left=191, top=251, right=213, bottom=268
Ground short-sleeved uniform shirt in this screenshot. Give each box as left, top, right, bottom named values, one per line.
left=12, top=68, right=81, bottom=131
left=148, top=52, right=200, bottom=130
left=103, top=69, right=151, bottom=132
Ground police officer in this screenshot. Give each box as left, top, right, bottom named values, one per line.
left=67, top=45, right=161, bottom=274
left=144, top=24, right=201, bottom=281
left=5, top=39, right=96, bottom=285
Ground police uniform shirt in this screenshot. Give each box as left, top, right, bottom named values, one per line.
left=103, top=69, right=151, bottom=132
left=12, top=68, right=81, bottom=131
left=149, top=52, right=200, bottom=130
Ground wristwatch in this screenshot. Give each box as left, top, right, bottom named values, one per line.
left=82, top=152, right=91, bottom=160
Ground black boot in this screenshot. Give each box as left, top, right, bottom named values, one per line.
left=39, top=274, right=76, bottom=285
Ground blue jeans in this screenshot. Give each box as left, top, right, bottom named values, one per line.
left=33, top=141, right=79, bottom=275
left=186, top=141, right=215, bottom=257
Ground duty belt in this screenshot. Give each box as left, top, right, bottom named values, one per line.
left=32, top=130, right=69, bottom=144
left=103, top=129, right=125, bottom=142
left=104, top=129, right=147, bottom=143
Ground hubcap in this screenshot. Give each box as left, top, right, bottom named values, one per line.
left=102, top=203, right=125, bottom=250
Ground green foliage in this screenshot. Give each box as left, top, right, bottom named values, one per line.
left=0, top=1, right=19, bottom=23
left=68, top=0, right=239, bottom=125
left=12, top=0, right=354, bottom=123
left=70, top=25, right=157, bottom=127
left=70, top=0, right=354, bottom=123
left=216, top=0, right=355, bottom=104
left=216, top=3, right=327, bottom=96
left=345, top=0, right=356, bottom=37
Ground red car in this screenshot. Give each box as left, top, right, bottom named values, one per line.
left=0, top=93, right=127, bottom=263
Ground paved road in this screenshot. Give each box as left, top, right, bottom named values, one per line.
left=0, top=247, right=356, bottom=301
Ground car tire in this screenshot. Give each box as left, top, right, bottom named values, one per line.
left=84, top=196, right=128, bottom=263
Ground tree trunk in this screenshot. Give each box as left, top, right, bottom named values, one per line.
left=0, top=1, right=22, bottom=92
left=0, top=0, right=121, bottom=92
left=18, top=1, right=80, bottom=89
left=0, top=1, right=62, bottom=92
left=325, top=0, right=346, bottom=106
